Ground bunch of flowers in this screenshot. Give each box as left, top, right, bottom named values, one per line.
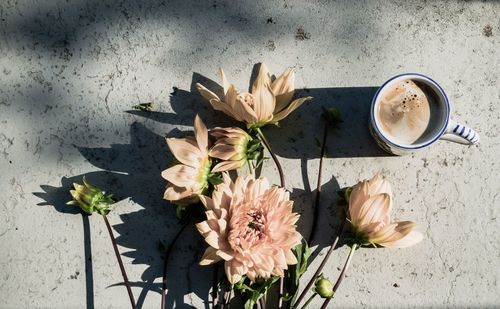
left=160, top=63, right=423, bottom=308
left=64, top=63, right=423, bottom=309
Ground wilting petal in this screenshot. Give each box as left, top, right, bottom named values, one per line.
left=272, top=96, right=312, bottom=123
left=234, top=93, right=258, bottom=123
left=272, top=68, right=295, bottom=113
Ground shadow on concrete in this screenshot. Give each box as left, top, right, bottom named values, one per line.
left=33, top=122, right=212, bottom=309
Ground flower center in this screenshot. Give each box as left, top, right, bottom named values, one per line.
left=247, top=210, right=265, bottom=232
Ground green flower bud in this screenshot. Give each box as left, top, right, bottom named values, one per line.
left=314, top=274, right=334, bottom=298
left=322, top=106, right=342, bottom=127
left=67, top=177, right=114, bottom=216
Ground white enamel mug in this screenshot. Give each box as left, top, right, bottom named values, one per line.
left=369, top=73, right=479, bottom=155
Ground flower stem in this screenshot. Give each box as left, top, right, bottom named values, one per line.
left=255, top=128, right=286, bottom=308
left=161, top=222, right=188, bottom=309
left=308, top=121, right=329, bottom=244
left=256, top=128, right=285, bottom=188
left=299, top=292, right=317, bottom=309
left=293, top=219, right=346, bottom=309
left=103, top=215, right=136, bottom=309
left=320, top=244, right=357, bottom=309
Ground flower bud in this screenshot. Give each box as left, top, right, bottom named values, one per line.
left=314, top=274, right=334, bottom=298
left=322, top=106, right=342, bottom=127
left=209, top=127, right=262, bottom=172
left=67, top=177, right=114, bottom=215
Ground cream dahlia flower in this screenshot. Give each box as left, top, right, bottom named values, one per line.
left=196, top=63, right=312, bottom=128
left=209, top=127, right=261, bottom=172
left=348, top=174, right=423, bottom=248
left=162, top=115, right=211, bottom=204
left=196, top=174, right=302, bottom=284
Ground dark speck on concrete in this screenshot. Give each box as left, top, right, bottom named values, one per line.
left=266, top=40, right=276, bottom=51
left=295, top=27, right=311, bottom=40
left=68, top=271, right=80, bottom=279
left=267, top=17, right=275, bottom=24
left=393, top=283, right=400, bottom=287
left=483, top=25, right=493, bottom=37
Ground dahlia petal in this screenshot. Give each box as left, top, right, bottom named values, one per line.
left=216, top=249, right=233, bottom=261
left=164, top=185, right=196, bottom=202
left=271, top=68, right=295, bottom=112
left=271, top=96, right=312, bottom=123
left=225, top=261, right=243, bottom=284
left=370, top=221, right=422, bottom=248
left=204, top=231, right=220, bottom=249
left=196, top=83, right=221, bottom=103
left=166, top=137, right=202, bottom=167
left=380, top=230, right=423, bottom=248
left=356, top=193, right=391, bottom=228
left=194, top=115, right=208, bottom=151
left=212, top=160, right=244, bottom=173
left=161, top=164, right=197, bottom=187
left=220, top=68, right=231, bottom=96
left=196, top=221, right=211, bottom=236
left=209, top=144, right=238, bottom=160
left=200, top=247, right=222, bottom=265
left=199, top=195, right=215, bottom=210
left=349, top=181, right=370, bottom=225
left=284, top=249, right=298, bottom=265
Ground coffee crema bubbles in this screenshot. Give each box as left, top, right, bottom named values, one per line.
left=377, top=79, right=438, bottom=145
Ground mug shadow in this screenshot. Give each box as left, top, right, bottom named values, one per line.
left=33, top=122, right=212, bottom=309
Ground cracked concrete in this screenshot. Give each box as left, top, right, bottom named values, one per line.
left=1, top=0, right=499, bottom=308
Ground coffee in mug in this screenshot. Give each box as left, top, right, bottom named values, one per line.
left=370, top=73, right=479, bottom=155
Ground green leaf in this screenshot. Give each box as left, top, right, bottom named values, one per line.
left=287, top=239, right=312, bottom=307
left=207, top=173, right=223, bottom=186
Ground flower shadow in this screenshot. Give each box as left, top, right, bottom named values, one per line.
left=33, top=122, right=212, bottom=309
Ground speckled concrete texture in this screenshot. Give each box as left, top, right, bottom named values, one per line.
left=1, top=0, right=499, bottom=308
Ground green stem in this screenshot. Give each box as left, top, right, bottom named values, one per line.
left=293, top=219, right=346, bottom=308
left=320, top=244, right=357, bottom=309
left=256, top=128, right=285, bottom=188
left=300, top=292, right=317, bottom=309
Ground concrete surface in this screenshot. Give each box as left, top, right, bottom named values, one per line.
left=1, top=0, right=499, bottom=308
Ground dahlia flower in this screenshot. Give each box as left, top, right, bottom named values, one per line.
left=196, top=63, right=312, bottom=128
left=348, top=174, right=423, bottom=248
left=162, top=115, right=211, bottom=204
left=209, top=127, right=262, bottom=172
left=196, top=174, right=302, bottom=284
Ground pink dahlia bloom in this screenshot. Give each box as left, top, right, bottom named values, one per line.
left=196, top=174, right=302, bottom=284
left=349, top=174, right=423, bottom=248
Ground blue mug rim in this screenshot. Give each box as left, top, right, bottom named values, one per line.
left=370, top=73, right=451, bottom=150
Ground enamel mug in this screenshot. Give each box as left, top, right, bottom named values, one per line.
left=369, top=73, right=479, bottom=155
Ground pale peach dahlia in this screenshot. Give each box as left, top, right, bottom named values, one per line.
left=196, top=174, right=302, bottom=284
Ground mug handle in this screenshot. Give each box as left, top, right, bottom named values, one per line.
left=440, top=119, right=479, bottom=145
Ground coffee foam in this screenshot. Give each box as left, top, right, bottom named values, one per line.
left=377, top=79, right=432, bottom=145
